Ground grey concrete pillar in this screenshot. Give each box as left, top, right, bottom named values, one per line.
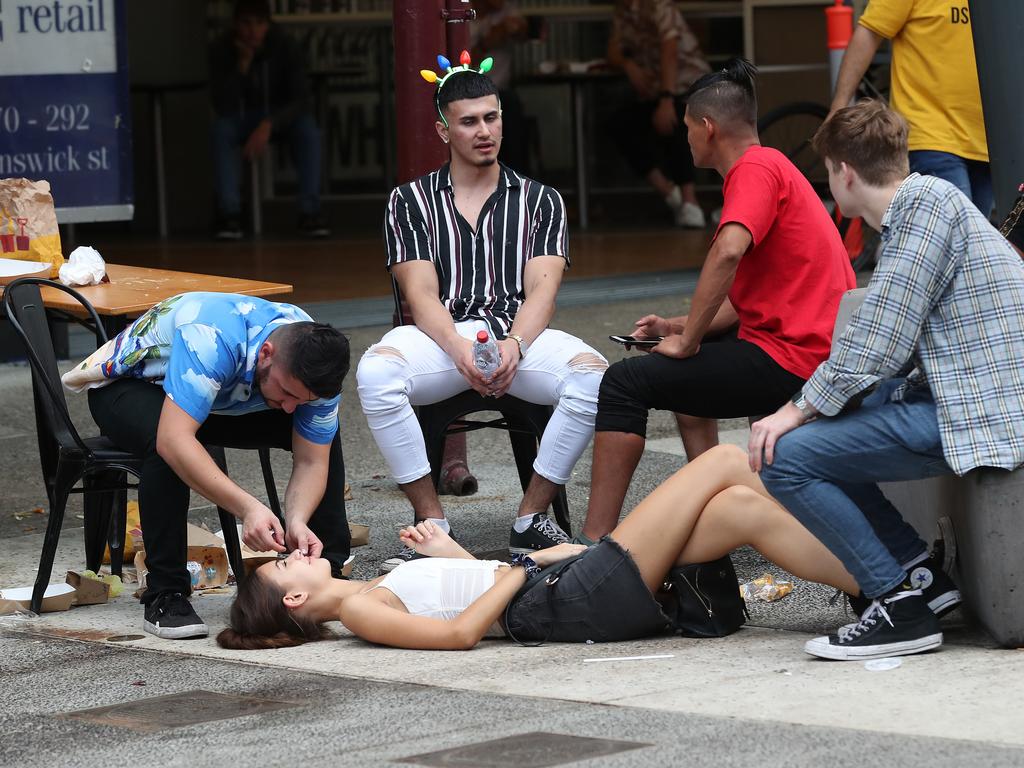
left=969, top=1, right=1024, bottom=219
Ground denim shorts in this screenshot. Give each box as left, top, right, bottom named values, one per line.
left=504, top=537, right=672, bottom=644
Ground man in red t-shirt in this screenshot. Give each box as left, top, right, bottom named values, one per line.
left=578, top=58, right=854, bottom=542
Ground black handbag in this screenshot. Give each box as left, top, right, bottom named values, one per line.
left=659, top=554, right=748, bottom=638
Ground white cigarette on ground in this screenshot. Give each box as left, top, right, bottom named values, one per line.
left=582, top=654, right=675, bottom=663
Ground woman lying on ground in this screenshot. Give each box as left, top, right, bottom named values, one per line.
left=218, top=444, right=858, bottom=653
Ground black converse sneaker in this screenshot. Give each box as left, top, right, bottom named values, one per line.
left=509, top=513, right=569, bottom=554
left=848, top=555, right=962, bottom=618
left=806, top=588, right=942, bottom=661
left=143, top=592, right=208, bottom=639
left=379, top=544, right=427, bottom=574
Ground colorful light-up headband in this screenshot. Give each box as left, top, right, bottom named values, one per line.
left=420, top=50, right=494, bottom=127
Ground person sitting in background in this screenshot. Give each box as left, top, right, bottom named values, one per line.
left=209, top=0, right=329, bottom=240
left=607, top=0, right=711, bottom=228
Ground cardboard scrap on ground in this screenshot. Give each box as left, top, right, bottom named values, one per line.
left=135, top=523, right=229, bottom=593
left=66, top=571, right=111, bottom=606
left=0, top=583, right=76, bottom=613
left=350, top=523, right=369, bottom=548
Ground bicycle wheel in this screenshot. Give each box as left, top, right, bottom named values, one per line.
left=757, top=101, right=830, bottom=196
left=757, top=101, right=880, bottom=272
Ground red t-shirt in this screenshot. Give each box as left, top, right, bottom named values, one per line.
left=718, top=145, right=855, bottom=380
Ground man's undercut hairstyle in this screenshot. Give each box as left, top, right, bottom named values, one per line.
left=272, top=322, right=350, bottom=400
left=684, top=58, right=758, bottom=129
left=437, top=71, right=500, bottom=118
left=812, top=99, right=909, bottom=187
left=234, top=0, right=270, bottom=20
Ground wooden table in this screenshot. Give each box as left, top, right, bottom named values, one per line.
left=1, top=262, right=293, bottom=357
left=38, top=262, right=292, bottom=320
left=18, top=263, right=293, bottom=338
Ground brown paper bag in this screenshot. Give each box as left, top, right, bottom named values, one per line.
left=0, top=178, right=64, bottom=277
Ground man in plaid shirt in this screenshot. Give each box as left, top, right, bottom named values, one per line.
left=749, top=101, right=1024, bottom=661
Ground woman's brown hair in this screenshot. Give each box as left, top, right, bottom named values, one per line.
left=216, top=570, right=332, bottom=650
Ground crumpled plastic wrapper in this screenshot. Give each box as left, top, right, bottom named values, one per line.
left=59, top=245, right=108, bottom=287
left=740, top=573, right=794, bottom=602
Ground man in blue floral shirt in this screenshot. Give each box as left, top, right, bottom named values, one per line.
left=64, top=292, right=351, bottom=639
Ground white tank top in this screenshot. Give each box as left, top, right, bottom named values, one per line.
left=366, top=558, right=506, bottom=621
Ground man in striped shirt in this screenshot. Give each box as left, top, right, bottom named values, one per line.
left=751, top=101, right=1024, bottom=661
left=357, top=68, right=607, bottom=571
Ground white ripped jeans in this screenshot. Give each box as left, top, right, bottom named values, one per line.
left=356, top=320, right=607, bottom=485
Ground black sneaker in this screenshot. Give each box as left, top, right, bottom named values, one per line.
left=509, top=513, right=569, bottom=554
left=848, top=555, right=962, bottom=618
left=806, top=588, right=942, bottom=661
left=214, top=215, right=243, bottom=241
left=143, top=592, right=208, bottom=639
left=298, top=213, right=330, bottom=238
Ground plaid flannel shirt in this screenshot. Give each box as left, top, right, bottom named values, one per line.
left=803, top=174, right=1024, bottom=475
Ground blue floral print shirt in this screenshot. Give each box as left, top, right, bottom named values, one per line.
left=62, top=292, right=339, bottom=444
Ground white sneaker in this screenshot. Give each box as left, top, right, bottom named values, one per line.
left=676, top=202, right=706, bottom=228
left=665, top=186, right=705, bottom=228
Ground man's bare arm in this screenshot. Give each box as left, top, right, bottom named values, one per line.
left=829, top=25, right=883, bottom=115
left=677, top=224, right=752, bottom=351
left=155, top=398, right=285, bottom=551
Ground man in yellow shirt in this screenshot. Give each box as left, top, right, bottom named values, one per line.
left=829, top=1, right=991, bottom=216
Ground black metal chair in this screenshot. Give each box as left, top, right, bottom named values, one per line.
left=391, top=281, right=571, bottom=533
left=2, top=278, right=273, bottom=612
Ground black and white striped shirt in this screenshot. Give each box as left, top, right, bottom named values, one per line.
left=384, top=163, right=568, bottom=338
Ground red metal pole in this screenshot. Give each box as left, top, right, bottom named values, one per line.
left=393, top=0, right=448, bottom=183
left=445, top=0, right=473, bottom=61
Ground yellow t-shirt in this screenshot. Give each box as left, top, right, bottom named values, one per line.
left=859, top=0, right=988, bottom=161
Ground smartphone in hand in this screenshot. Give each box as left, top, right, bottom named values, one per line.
left=609, top=335, right=662, bottom=347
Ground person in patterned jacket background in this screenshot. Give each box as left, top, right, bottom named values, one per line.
left=63, top=292, right=351, bottom=641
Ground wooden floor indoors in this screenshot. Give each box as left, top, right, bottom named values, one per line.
left=99, top=228, right=712, bottom=305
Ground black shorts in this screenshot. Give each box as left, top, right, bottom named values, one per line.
left=504, top=537, right=671, bottom=643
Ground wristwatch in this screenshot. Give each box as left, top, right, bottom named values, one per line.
left=791, top=391, right=816, bottom=421
left=510, top=553, right=541, bottom=578
left=507, top=333, right=527, bottom=358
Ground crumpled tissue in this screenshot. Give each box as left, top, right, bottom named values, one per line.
left=59, top=245, right=107, bottom=287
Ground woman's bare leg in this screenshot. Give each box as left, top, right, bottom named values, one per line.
left=677, top=486, right=858, bottom=594
left=610, top=444, right=767, bottom=591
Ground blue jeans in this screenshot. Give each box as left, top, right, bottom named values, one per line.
left=760, top=380, right=953, bottom=598
left=909, top=150, right=993, bottom=219
left=212, top=112, right=321, bottom=216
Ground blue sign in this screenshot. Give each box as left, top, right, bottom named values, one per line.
left=0, top=0, right=132, bottom=223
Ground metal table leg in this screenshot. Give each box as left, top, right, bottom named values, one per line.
left=154, top=92, right=168, bottom=239
left=572, top=80, right=588, bottom=230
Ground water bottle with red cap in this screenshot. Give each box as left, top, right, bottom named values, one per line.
left=473, top=330, right=501, bottom=377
